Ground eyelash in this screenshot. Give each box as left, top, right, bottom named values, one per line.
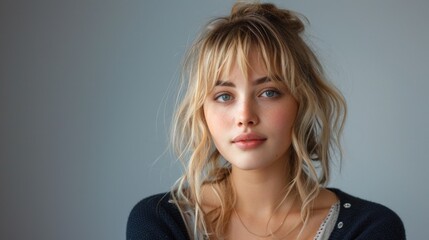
left=213, top=93, right=231, bottom=102
left=214, top=89, right=282, bottom=102
left=260, top=89, right=281, bottom=98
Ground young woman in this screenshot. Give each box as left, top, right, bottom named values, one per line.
left=127, top=2, right=405, bottom=239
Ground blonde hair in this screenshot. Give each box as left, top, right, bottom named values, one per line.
left=170, top=2, right=346, bottom=239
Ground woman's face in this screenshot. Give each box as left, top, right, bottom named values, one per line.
left=203, top=52, right=298, bottom=172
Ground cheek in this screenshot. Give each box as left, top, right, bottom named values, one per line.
left=204, top=106, right=229, bottom=140
left=267, top=109, right=296, bottom=131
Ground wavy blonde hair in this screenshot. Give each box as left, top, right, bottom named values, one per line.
left=170, top=2, right=346, bottom=239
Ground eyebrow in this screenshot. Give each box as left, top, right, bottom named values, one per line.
left=215, top=76, right=270, bottom=87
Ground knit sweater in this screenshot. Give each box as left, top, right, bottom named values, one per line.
left=126, top=188, right=406, bottom=239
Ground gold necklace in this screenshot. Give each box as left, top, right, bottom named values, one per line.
left=233, top=207, right=290, bottom=238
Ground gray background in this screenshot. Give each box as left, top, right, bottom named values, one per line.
left=1, top=0, right=428, bottom=239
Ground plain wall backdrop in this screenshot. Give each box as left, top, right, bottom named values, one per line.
left=1, top=0, right=428, bottom=239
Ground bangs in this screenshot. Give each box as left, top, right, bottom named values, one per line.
left=198, top=18, right=293, bottom=94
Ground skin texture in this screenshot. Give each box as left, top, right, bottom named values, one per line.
left=202, top=52, right=338, bottom=239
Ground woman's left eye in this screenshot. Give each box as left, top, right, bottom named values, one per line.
left=260, top=89, right=280, bottom=98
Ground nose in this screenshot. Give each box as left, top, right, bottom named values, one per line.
left=236, top=98, right=259, bottom=127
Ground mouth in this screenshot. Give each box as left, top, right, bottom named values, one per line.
left=232, top=133, right=266, bottom=142
left=232, top=133, right=266, bottom=150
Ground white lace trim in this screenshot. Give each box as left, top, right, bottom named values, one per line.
left=313, top=201, right=340, bottom=240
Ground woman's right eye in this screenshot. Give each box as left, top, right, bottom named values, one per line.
left=215, top=93, right=232, bottom=102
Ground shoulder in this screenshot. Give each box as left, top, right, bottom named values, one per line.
left=126, top=192, right=190, bottom=240
left=328, top=188, right=406, bottom=240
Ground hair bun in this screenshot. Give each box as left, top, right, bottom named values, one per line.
left=231, top=2, right=305, bottom=34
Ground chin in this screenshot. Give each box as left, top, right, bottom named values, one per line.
left=230, top=159, right=273, bottom=171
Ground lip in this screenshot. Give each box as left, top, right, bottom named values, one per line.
left=232, top=133, right=267, bottom=150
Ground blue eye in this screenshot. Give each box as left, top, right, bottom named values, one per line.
left=261, top=90, right=280, bottom=98
left=215, top=93, right=232, bottom=102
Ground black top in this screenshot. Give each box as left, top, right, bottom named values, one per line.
left=127, top=188, right=406, bottom=239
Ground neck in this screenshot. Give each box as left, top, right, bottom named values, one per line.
left=230, top=159, right=296, bottom=215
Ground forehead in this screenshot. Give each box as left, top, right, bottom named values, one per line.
left=218, top=48, right=268, bottom=80
left=213, top=51, right=287, bottom=94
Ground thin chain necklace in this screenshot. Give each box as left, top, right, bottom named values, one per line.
left=233, top=203, right=291, bottom=238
